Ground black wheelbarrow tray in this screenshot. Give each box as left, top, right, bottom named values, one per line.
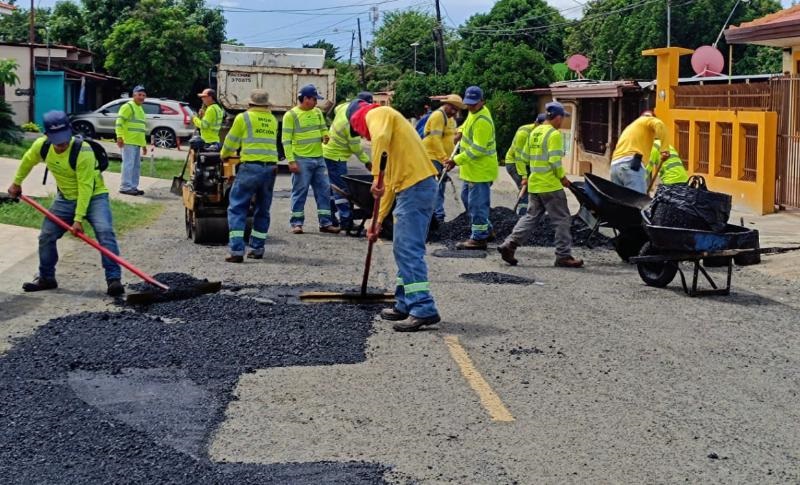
left=341, top=174, right=394, bottom=238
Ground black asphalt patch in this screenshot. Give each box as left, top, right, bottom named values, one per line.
left=460, top=272, right=536, bottom=285
left=0, top=289, right=389, bottom=484
left=128, top=272, right=220, bottom=304
left=431, top=248, right=488, bottom=259
left=429, top=207, right=612, bottom=249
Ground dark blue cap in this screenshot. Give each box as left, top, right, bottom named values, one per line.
left=535, top=113, right=547, bottom=124
left=299, top=84, right=323, bottom=100
left=356, top=91, right=374, bottom=103
left=132, top=85, right=146, bottom=93
left=463, top=86, right=483, bottom=105
left=545, top=101, right=570, bottom=118
left=43, top=110, right=72, bottom=145
left=346, top=99, right=367, bottom=122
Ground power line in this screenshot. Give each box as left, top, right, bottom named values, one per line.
left=221, top=0, right=402, bottom=13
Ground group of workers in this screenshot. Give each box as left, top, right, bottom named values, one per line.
left=5, top=80, right=689, bottom=332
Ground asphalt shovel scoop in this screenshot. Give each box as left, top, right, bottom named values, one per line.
left=19, top=194, right=220, bottom=304
left=171, top=150, right=192, bottom=196
left=300, top=153, right=394, bottom=304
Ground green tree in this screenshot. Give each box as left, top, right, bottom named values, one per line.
left=49, top=2, right=88, bottom=48
left=82, top=0, right=139, bottom=60
left=0, top=59, right=19, bottom=86
left=333, top=62, right=360, bottom=105
left=104, top=0, right=213, bottom=99
left=458, top=41, right=554, bottom=94
left=373, top=10, right=438, bottom=74
left=303, top=39, right=340, bottom=62
left=486, top=91, right=537, bottom=155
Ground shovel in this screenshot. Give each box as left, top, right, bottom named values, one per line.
left=511, top=184, right=528, bottom=214
left=170, top=150, right=192, bottom=196
left=300, top=153, right=394, bottom=303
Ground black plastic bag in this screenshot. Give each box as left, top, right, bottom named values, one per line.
left=646, top=176, right=731, bottom=232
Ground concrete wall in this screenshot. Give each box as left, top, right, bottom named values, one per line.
left=0, top=45, right=69, bottom=125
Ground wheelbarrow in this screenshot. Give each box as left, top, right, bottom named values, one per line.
left=338, top=174, right=394, bottom=239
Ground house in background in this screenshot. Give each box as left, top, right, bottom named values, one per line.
left=0, top=2, right=16, bottom=16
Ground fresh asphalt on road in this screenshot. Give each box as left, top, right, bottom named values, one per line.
left=1, top=166, right=798, bottom=484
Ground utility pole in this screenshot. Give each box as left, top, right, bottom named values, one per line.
left=434, top=0, right=447, bottom=74
left=357, top=18, right=366, bottom=88
left=608, top=49, right=614, bottom=80
left=666, top=0, right=671, bottom=47
left=410, top=42, right=419, bottom=73
left=28, top=0, right=35, bottom=122
left=349, top=30, right=355, bottom=66
left=370, top=6, right=379, bottom=58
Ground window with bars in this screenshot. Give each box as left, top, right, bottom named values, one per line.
left=579, top=99, right=609, bottom=155
left=675, top=120, right=690, bottom=169
left=695, top=121, right=710, bottom=174
left=741, top=124, right=758, bottom=182
left=717, top=122, right=733, bottom=178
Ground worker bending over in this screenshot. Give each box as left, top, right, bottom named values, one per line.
left=7, top=110, right=124, bottom=295
left=443, top=86, right=498, bottom=250
left=505, top=113, right=546, bottom=215
left=348, top=100, right=441, bottom=332
left=647, top=139, right=689, bottom=187
left=498, top=102, right=584, bottom=268
left=422, top=94, right=464, bottom=225
left=610, top=111, right=670, bottom=194
left=220, top=89, right=279, bottom=262
left=193, top=88, right=225, bottom=151
left=323, top=91, right=374, bottom=231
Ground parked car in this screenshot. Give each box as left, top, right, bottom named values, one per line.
left=70, top=97, right=196, bottom=148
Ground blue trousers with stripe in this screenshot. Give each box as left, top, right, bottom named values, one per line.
left=325, top=159, right=352, bottom=228
left=460, top=181, right=492, bottom=241
left=227, top=163, right=276, bottom=256
left=290, top=156, right=334, bottom=228
left=393, top=176, right=439, bottom=318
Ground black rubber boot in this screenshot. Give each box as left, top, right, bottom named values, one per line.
left=22, top=277, right=58, bottom=292
left=107, top=279, right=125, bottom=296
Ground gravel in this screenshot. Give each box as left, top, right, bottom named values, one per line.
left=429, top=207, right=612, bottom=249
left=0, top=289, right=389, bottom=484
left=459, top=272, right=536, bottom=285
left=431, top=248, right=487, bottom=259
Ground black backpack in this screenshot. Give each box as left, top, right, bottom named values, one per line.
left=41, top=136, right=109, bottom=172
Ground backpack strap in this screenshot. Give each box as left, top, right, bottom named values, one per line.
left=68, top=138, right=83, bottom=171
left=40, top=140, right=50, bottom=160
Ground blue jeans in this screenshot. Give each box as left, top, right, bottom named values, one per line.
left=460, top=181, right=492, bottom=240
left=39, top=193, right=121, bottom=281
left=431, top=161, right=447, bottom=222
left=120, top=144, right=142, bottom=191
left=505, top=164, right=529, bottom=214
left=393, top=176, right=439, bottom=319
left=610, top=157, right=647, bottom=194
left=325, top=159, right=352, bottom=227
left=290, top=156, right=334, bottom=227
left=227, top=163, right=277, bottom=256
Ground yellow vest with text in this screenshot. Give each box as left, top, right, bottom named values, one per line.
left=220, top=108, right=279, bottom=162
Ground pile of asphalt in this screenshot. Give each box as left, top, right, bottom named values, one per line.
left=0, top=286, right=389, bottom=484
left=459, top=272, right=536, bottom=285
left=429, top=207, right=612, bottom=249
left=128, top=272, right=218, bottom=304
left=431, top=248, right=487, bottom=259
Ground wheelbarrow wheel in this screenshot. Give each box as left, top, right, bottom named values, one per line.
left=636, top=242, right=678, bottom=288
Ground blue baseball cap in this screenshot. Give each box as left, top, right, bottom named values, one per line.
left=545, top=101, right=570, bottom=118
left=463, top=86, right=483, bottom=106
left=43, top=110, right=73, bottom=145
left=356, top=91, right=374, bottom=103
left=132, top=85, right=146, bottom=94
left=535, top=113, right=547, bottom=124
left=299, top=84, right=323, bottom=100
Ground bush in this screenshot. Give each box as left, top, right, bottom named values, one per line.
left=20, top=122, right=40, bottom=133
left=0, top=100, right=23, bottom=144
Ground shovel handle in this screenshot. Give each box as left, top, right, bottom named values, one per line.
left=20, top=195, right=169, bottom=291
left=361, top=153, right=387, bottom=297
left=436, top=143, right=460, bottom=185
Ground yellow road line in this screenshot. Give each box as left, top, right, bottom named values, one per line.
left=443, top=334, right=515, bottom=422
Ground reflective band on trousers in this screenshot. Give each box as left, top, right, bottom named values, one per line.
left=292, top=211, right=304, bottom=217
left=317, top=209, right=331, bottom=215
left=229, top=230, right=245, bottom=238
left=404, top=281, right=430, bottom=294
left=396, top=277, right=404, bottom=286
left=251, top=230, right=268, bottom=239
left=472, top=224, right=489, bottom=231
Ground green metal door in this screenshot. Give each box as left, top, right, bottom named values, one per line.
left=34, top=71, right=66, bottom=127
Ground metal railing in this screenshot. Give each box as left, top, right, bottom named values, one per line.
left=673, top=83, right=772, bottom=111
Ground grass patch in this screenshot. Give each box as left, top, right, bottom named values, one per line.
left=105, top=156, right=186, bottom=180
left=0, top=195, right=163, bottom=237
left=0, top=139, right=34, bottom=159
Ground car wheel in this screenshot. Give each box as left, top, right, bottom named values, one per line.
left=152, top=127, right=176, bottom=148
left=72, top=121, right=95, bottom=138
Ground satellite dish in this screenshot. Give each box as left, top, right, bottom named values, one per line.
left=566, top=54, right=589, bottom=79
left=691, top=46, right=724, bottom=77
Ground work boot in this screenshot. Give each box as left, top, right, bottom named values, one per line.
left=319, top=225, right=341, bottom=234
left=455, top=239, right=487, bottom=250
left=106, top=279, right=125, bottom=296
left=497, top=241, right=519, bottom=266
left=291, top=226, right=304, bottom=235
left=487, top=230, right=497, bottom=242
left=555, top=256, right=584, bottom=268
left=380, top=307, right=409, bottom=321
left=119, top=189, right=141, bottom=196
left=393, top=314, right=441, bottom=332
left=22, top=276, right=58, bottom=292
left=246, top=251, right=263, bottom=260
left=136, top=189, right=145, bottom=196
left=225, top=255, right=244, bottom=263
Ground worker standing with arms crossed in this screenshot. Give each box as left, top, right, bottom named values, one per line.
left=348, top=100, right=441, bottom=332
left=505, top=113, right=546, bottom=216
left=192, top=88, right=225, bottom=151
left=7, top=110, right=124, bottom=296
left=220, top=89, right=279, bottom=263
left=422, top=94, right=464, bottom=226
left=116, top=85, right=148, bottom=196
left=443, top=86, right=498, bottom=250
left=323, top=91, right=374, bottom=231
left=610, top=111, right=670, bottom=194
left=497, top=102, right=584, bottom=268
left=283, top=84, right=339, bottom=234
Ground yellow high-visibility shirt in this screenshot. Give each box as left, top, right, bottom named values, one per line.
left=648, top=140, right=689, bottom=186
left=452, top=105, right=498, bottom=183
left=422, top=108, right=457, bottom=162
left=281, top=106, right=328, bottom=160
left=366, top=106, right=438, bottom=222
left=220, top=107, right=279, bottom=162
left=322, top=103, right=369, bottom=163
left=115, top=100, right=147, bottom=147
left=612, top=115, right=669, bottom=160
left=525, top=124, right=566, bottom=194
left=505, top=123, right=536, bottom=176
left=192, top=103, right=225, bottom=143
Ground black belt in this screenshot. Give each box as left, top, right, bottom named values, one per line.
left=239, top=161, right=277, bottom=165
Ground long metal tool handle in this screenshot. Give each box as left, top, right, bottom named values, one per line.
left=360, top=153, right=387, bottom=297
left=512, top=184, right=528, bottom=214
left=436, top=143, right=460, bottom=185
left=20, top=194, right=169, bottom=291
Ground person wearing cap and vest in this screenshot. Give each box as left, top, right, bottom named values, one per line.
left=423, top=94, right=464, bottom=225
left=647, top=139, right=689, bottom=187
left=116, top=85, right=148, bottom=196
left=323, top=91, right=374, bottom=231
left=283, top=84, right=339, bottom=234
left=498, top=102, right=584, bottom=268
left=192, top=88, right=225, bottom=151
left=220, top=89, right=279, bottom=263
left=505, top=113, right=546, bottom=216
left=348, top=100, right=441, bottom=332
left=443, top=86, right=498, bottom=250
left=7, top=110, right=124, bottom=296
left=610, top=111, right=670, bottom=194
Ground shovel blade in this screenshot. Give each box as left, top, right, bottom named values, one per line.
left=126, top=281, right=222, bottom=305
left=170, top=177, right=184, bottom=196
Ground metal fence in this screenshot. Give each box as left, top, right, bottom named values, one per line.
left=673, top=83, right=772, bottom=111
left=769, top=77, right=800, bottom=209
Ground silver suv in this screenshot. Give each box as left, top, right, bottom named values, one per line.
left=70, top=97, right=196, bottom=148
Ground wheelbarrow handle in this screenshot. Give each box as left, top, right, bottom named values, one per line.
left=19, top=194, right=169, bottom=291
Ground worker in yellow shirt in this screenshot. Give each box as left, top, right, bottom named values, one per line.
left=422, top=94, right=464, bottom=224
left=348, top=100, right=440, bottom=332
left=192, top=88, right=225, bottom=150
left=647, top=139, right=689, bottom=187
left=610, top=111, right=670, bottom=193
left=505, top=113, right=545, bottom=215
